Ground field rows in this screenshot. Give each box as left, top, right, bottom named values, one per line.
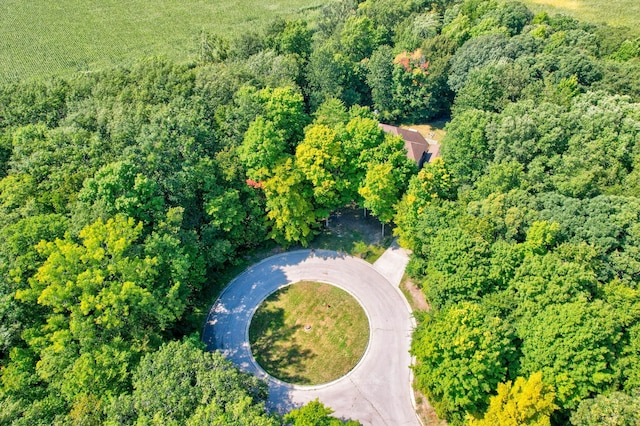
left=0, top=0, right=325, bottom=83
left=521, top=0, right=640, bottom=30
left=3, top=0, right=639, bottom=84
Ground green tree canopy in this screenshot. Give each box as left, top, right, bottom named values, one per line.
left=570, top=391, right=640, bottom=426
left=104, top=338, right=276, bottom=426
left=359, top=162, right=399, bottom=225
left=284, top=399, right=361, bottom=426
left=75, top=160, right=164, bottom=226
left=295, top=124, right=347, bottom=216
left=412, top=302, right=516, bottom=425
left=239, top=116, right=288, bottom=182
left=263, top=158, right=318, bottom=246
left=467, top=372, right=557, bottom=426
left=7, top=212, right=197, bottom=413
left=517, top=301, right=621, bottom=409
left=420, top=227, right=494, bottom=309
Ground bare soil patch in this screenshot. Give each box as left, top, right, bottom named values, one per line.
left=401, top=275, right=430, bottom=312
left=400, top=276, right=447, bottom=424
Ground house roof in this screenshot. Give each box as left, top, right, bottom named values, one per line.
left=425, top=142, right=440, bottom=164
left=378, top=123, right=440, bottom=167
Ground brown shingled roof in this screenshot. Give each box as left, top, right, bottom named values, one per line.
left=379, top=123, right=440, bottom=168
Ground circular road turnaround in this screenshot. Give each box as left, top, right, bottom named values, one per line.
left=202, top=249, right=420, bottom=426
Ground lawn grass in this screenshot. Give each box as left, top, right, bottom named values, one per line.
left=0, top=0, right=325, bottom=83
left=249, top=281, right=369, bottom=385
left=310, top=206, right=394, bottom=263
left=312, top=229, right=391, bottom=263
left=402, top=119, right=448, bottom=144
left=517, top=0, right=640, bottom=31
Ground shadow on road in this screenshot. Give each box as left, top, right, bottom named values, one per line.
left=202, top=260, right=290, bottom=352
left=273, top=249, right=350, bottom=270
left=266, top=381, right=298, bottom=414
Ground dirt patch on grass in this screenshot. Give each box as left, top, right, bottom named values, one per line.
left=414, top=387, right=448, bottom=426
left=401, top=275, right=430, bottom=312
left=400, top=276, right=446, bottom=425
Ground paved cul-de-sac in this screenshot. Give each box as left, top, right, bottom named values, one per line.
left=202, top=249, right=420, bottom=426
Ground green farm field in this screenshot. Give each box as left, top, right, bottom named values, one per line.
left=520, top=0, right=640, bottom=30
left=0, top=0, right=325, bottom=83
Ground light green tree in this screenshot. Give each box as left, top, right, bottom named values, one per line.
left=12, top=212, right=194, bottom=406
left=517, top=300, right=620, bottom=409
left=467, top=372, right=557, bottom=426
left=295, top=124, right=347, bottom=218
left=570, top=391, right=640, bottom=426
left=421, top=226, right=494, bottom=309
left=342, top=116, right=386, bottom=200
left=412, top=301, right=516, bottom=425
left=263, top=158, right=318, bottom=246
left=340, top=15, right=383, bottom=62
left=394, top=158, right=456, bottom=249
left=75, top=160, right=164, bottom=226
left=285, top=399, right=361, bottom=426
left=239, top=116, right=288, bottom=182
left=359, top=162, right=397, bottom=236
left=257, top=86, right=309, bottom=145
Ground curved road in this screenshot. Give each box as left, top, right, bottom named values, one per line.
left=202, top=250, right=419, bottom=426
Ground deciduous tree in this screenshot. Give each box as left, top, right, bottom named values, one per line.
left=285, top=399, right=361, bottom=426
left=263, top=158, right=318, bottom=246
left=359, top=162, right=397, bottom=235
left=105, top=338, right=277, bottom=425
left=295, top=124, right=347, bottom=217
left=570, top=391, right=640, bottom=426
left=517, top=301, right=621, bottom=409
left=467, top=372, right=557, bottom=426
left=412, top=302, right=516, bottom=425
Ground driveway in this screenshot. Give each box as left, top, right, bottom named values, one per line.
left=202, top=249, right=419, bottom=426
left=373, top=240, right=412, bottom=287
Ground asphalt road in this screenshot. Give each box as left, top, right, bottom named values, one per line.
left=202, top=249, right=420, bottom=426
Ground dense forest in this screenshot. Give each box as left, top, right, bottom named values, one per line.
left=1, top=0, right=640, bottom=424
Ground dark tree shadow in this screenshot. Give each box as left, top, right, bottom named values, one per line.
left=250, top=303, right=316, bottom=385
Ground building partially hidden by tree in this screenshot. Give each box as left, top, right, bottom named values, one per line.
left=379, top=123, right=440, bottom=168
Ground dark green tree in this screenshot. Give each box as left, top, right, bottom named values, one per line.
left=517, top=301, right=621, bottom=410
left=440, top=108, right=493, bottom=186
left=104, top=338, right=277, bottom=425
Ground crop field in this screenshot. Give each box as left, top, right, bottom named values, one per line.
left=3, top=1, right=637, bottom=84
left=520, top=0, right=640, bottom=30
left=0, top=0, right=326, bottom=83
